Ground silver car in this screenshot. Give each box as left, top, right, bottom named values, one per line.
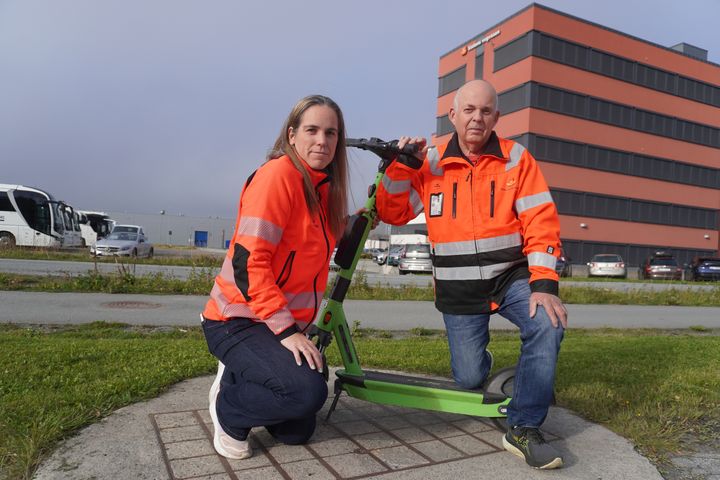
left=398, top=243, right=433, bottom=275
left=587, top=254, right=626, bottom=278
left=92, top=225, right=154, bottom=258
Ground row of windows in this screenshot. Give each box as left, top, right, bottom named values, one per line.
left=561, top=239, right=715, bottom=267
left=499, top=82, right=720, bottom=148
left=438, top=66, right=467, bottom=97
left=493, top=30, right=720, bottom=107
left=552, top=188, right=717, bottom=230
left=512, top=133, right=720, bottom=189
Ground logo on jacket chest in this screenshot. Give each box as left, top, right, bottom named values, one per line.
left=502, top=177, right=517, bottom=191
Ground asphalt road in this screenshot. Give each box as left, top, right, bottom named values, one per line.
left=1, top=291, right=719, bottom=330
left=1, top=257, right=718, bottom=291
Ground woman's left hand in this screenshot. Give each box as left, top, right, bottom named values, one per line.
left=355, top=207, right=380, bottom=230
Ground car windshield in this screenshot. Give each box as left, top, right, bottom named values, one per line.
left=593, top=255, right=621, bottom=262
left=651, top=257, right=677, bottom=266
left=107, top=232, right=138, bottom=241
left=700, top=260, right=720, bottom=267
left=406, top=244, right=430, bottom=254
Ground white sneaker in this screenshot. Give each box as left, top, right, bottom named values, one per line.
left=209, top=361, right=252, bottom=459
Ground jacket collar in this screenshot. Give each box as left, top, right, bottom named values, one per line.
left=441, top=131, right=505, bottom=164
left=298, top=156, right=332, bottom=189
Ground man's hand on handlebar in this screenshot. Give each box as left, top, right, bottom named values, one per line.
left=396, top=136, right=428, bottom=170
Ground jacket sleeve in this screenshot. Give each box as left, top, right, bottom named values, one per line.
left=229, top=162, right=296, bottom=334
left=514, top=149, right=561, bottom=295
left=376, top=155, right=426, bottom=226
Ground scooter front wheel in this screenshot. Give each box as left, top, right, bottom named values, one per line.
left=484, top=366, right=515, bottom=431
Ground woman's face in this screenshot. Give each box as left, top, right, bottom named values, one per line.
left=289, top=105, right=339, bottom=170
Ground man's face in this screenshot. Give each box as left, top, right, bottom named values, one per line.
left=449, top=85, right=500, bottom=154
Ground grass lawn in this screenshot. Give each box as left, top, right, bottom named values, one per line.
left=1, top=323, right=718, bottom=479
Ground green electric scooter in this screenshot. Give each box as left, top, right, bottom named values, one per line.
left=308, top=137, right=516, bottom=430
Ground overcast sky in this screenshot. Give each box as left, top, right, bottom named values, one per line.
left=1, top=0, right=718, bottom=219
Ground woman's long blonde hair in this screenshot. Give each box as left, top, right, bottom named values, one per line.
left=269, top=95, right=349, bottom=238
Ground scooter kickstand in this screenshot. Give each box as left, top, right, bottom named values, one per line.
left=325, top=379, right=344, bottom=421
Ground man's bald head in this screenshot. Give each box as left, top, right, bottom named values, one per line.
left=452, top=80, right=499, bottom=113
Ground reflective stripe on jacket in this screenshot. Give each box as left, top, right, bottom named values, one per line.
left=377, top=132, right=560, bottom=314
left=202, top=155, right=335, bottom=335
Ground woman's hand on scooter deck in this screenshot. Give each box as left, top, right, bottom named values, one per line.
left=281, top=332, right=324, bottom=372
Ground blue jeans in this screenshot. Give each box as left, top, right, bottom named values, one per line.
left=442, top=279, right=564, bottom=428
left=202, top=318, right=328, bottom=444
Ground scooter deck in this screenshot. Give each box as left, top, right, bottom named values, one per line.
left=335, top=369, right=509, bottom=418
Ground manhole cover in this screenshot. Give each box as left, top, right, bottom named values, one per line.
left=101, top=301, right=162, bottom=309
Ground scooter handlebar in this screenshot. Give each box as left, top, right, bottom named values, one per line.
left=346, top=137, right=419, bottom=158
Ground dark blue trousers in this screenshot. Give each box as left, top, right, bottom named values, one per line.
left=202, top=317, right=328, bottom=444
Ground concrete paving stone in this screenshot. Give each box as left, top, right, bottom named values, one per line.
left=198, top=409, right=212, bottom=425
left=169, top=454, right=226, bottom=479
left=324, top=408, right=357, bottom=423
left=353, top=431, right=403, bottom=450
left=391, top=426, right=435, bottom=443
left=232, top=466, right=286, bottom=480
left=252, top=429, right=277, bottom=447
left=165, top=438, right=215, bottom=460
left=443, top=434, right=498, bottom=455
left=471, top=428, right=505, bottom=450
left=281, top=459, right=335, bottom=480
left=402, top=411, right=443, bottom=426
left=226, top=451, right=272, bottom=470
left=154, top=411, right=198, bottom=429
left=322, top=452, right=388, bottom=477
left=411, top=439, right=465, bottom=462
left=179, top=474, right=232, bottom=480
left=160, top=424, right=207, bottom=443
left=354, top=403, right=396, bottom=418
left=307, top=436, right=360, bottom=457
left=334, top=419, right=381, bottom=435
left=420, top=422, right=466, bottom=438
left=265, top=443, right=315, bottom=463
left=451, top=417, right=496, bottom=433
left=371, top=445, right=430, bottom=470
left=372, top=415, right=413, bottom=429
left=309, top=423, right=343, bottom=442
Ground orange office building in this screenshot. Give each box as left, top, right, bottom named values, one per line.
left=432, top=3, right=719, bottom=267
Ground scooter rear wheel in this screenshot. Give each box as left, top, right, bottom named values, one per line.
left=484, top=366, right=515, bottom=431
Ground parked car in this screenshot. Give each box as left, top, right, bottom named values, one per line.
left=387, top=246, right=404, bottom=266
left=91, top=225, right=154, bottom=258
left=374, top=245, right=403, bottom=266
left=688, top=257, right=720, bottom=281
left=641, top=251, right=682, bottom=280
left=587, top=253, right=626, bottom=278
left=398, top=243, right=433, bottom=275
left=555, top=253, right=571, bottom=278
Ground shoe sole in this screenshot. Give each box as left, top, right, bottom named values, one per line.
left=209, top=363, right=252, bottom=460
left=502, top=435, right=563, bottom=469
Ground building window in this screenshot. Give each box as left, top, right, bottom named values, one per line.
left=475, top=51, right=484, bottom=79
left=552, top=188, right=717, bottom=230
left=436, top=115, right=454, bottom=136
left=521, top=133, right=720, bottom=189
left=494, top=32, right=532, bottom=71
left=508, top=82, right=720, bottom=148
left=438, top=66, right=467, bottom=97
left=492, top=29, right=719, bottom=108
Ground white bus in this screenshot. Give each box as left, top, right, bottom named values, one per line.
left=77, top=210, right=114, bottom=248
left=59, top=203, right=85, bottom=247
left=0, top=184, right=65, bottom=248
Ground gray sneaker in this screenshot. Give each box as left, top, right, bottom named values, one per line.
left=503, top=426, right=563, bottom=469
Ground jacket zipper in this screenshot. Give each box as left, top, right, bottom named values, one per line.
left=490, top=180, right=495, bottom=218
left=303, top=189, right=331, bottom=333
left=275, top=251, right=296, bottom=288
left=452, top=182, right=457, bottom=219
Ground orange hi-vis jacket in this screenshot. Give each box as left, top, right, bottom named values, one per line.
left=202, top=155, right=336, bottom=337
left=377, top=132, right=561, bottom=314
